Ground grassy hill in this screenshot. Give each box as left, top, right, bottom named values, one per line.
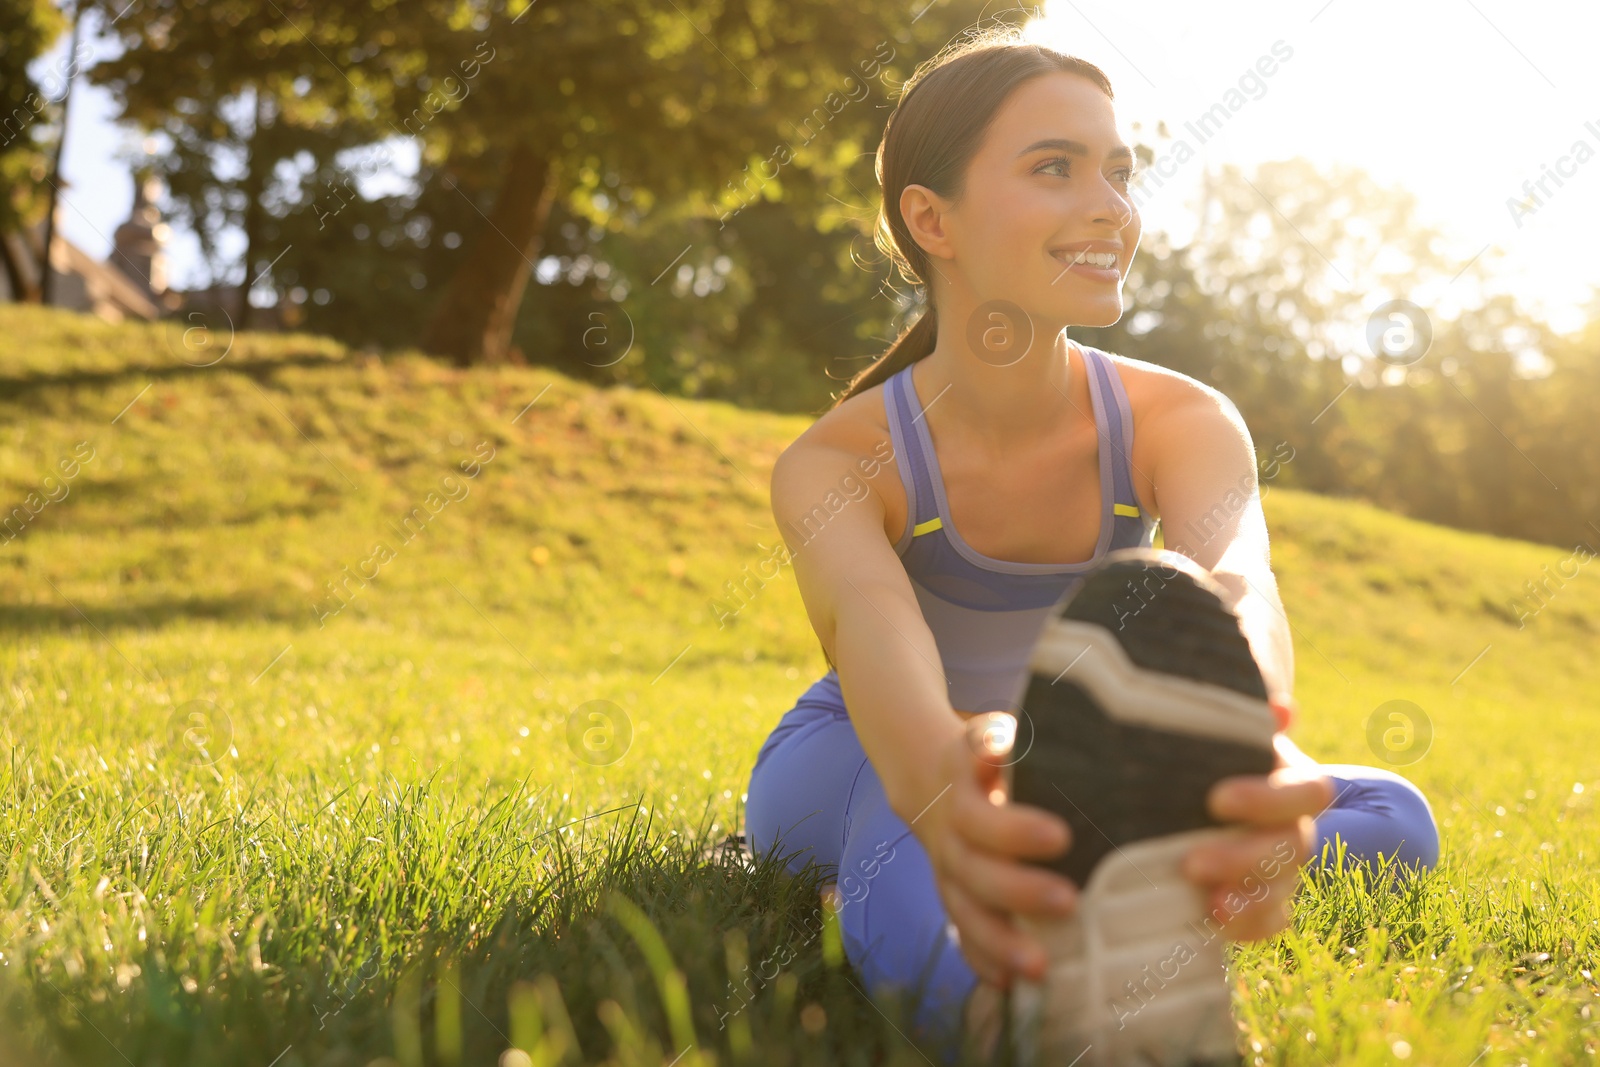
left=1, top=304, right=1598, bottom=1066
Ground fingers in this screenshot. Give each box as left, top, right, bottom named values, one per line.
left=940, top=878, right=1039, bottom=987
left=948, top=715, right=1075, bottom=862
left=965, top=711, right=1020, bottom=770
left=1206, top=888, right=1294, bottom=941
left=951, top=786, right=1074, bottom=863
left=1182, top=820, right=1315, bottom=941
left=932, top=769, right=1079, bottom=935
left=963, top=711, right=1022, bottom=798
left=1182, top=818, right=1314, bottom=887
left=922, top=714, right=1082, bottom=988
left=941, top=836, right=1079, bottom=919
left=1265, top=699, right=1300, bottom=772
left=1209, top=766, right=1335, bottom=825
left=1272, top=732, right=1314, bottom=771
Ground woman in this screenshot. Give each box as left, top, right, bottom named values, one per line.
left=744, top=28, right=1439, bottom=1065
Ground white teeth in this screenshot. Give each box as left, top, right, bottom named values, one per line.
left=1056, top=250, right=1117, bottom=269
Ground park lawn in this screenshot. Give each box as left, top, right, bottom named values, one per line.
left=0, top=304, right=1597, bottom=1066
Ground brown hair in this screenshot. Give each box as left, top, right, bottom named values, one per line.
left=829, top=28, right=1115, bottom=410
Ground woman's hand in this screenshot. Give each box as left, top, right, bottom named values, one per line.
left=906, top=711, right=1078, bottom=988
left=1180, top=697, right=1335, bottom=940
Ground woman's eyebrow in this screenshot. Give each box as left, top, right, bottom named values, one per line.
left=1016, top=137, right=1134, bottom=161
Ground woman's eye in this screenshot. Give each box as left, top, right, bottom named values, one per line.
left=1039, top=158, right=1137, bottom=185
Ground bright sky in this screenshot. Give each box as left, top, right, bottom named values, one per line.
left=37, top=0, right=1600, bottom=335
left=1027, top=0, right=1600, bottom=334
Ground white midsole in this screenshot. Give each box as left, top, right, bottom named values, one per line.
left=1022, top=617, right=1277, bottom=746
left=1011, top=828, right=1253, bottom=1067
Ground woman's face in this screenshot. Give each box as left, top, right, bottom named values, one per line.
left=907, top=70, right=1142, bottom=332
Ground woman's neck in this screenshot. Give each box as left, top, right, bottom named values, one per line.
left=912, top=327, right=1083, bottom=451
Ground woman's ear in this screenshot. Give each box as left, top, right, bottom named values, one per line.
left=899, top=183, right=955, bottom=261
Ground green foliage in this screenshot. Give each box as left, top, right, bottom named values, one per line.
left=84, top=0, right=398, bottom=308
left=1077, top=164, right=1600, bottom=555
left=0, top=0, right=67, bottom=235
left=78, top=0, right=985, bottom=363
left=61, top=2, right=1600, bottom=557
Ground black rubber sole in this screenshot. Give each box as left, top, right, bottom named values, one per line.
left=1009, top=548, right=1278, bottom=890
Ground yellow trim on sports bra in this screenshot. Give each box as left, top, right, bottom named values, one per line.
left=917, top=506, right=1135, bottom=537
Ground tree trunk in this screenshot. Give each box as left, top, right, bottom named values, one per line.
left=0, top=235, right=37, bottom=302
left=422, top=140, right=558, bottom=365
left=237, top=87, right=268, bottom=332
left=41, top=5, right=82, bottom=306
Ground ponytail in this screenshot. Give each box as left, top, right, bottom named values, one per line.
left=829, top=298, right=937, bottom=411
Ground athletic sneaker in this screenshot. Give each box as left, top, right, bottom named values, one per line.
left=1000, top=547, right=1279, bottom=1067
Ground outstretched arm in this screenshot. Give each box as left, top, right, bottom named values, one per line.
left=1136, top=376, right=1332, bottom=938
left=771, top=428, right=1080, bottom=986
left=1142, top=382, right=1294, bottom=711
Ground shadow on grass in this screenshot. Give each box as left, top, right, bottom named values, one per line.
left=0, top=594, right=312, bottom=636
left=0, top=351, right=353, bottom=402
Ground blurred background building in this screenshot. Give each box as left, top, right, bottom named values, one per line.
left=0, top=168, right=284, bottom=327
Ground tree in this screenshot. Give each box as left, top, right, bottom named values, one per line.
left=86, top=0, right=995, bottom=365
left=322, top=0, right=989, bottom=365
left=0, top=0, right=67, bottom=299
left=1080, top=156, right=1584, bottom=545
left=87, top=0, right=394, bottom=326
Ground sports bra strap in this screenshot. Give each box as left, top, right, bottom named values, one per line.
left=1081, top=346, right=1143, bottom=523
left=882, top=345, right=1146, bottom=551
left=886, top=371, right=936, bottom=550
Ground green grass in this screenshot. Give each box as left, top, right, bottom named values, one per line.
left=1, top=303, right=1598, bottom=1066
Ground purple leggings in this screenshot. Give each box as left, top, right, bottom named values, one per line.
left=744, top=671, right=1440, bottom=1062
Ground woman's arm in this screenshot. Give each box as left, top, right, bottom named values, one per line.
left=770, top=429, right=1080, bottom=985
left=1135, top=375, right=1334, bottom=936
left=1140, top=383, right=1293, bottom=705
left=770, top=433, right=960, bottom=818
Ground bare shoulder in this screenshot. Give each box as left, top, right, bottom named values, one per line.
left=1100, top=350, right=1233, bottom=419
left=1097, top=349, right=1253, bottom=515
left=784, top=379, right=896, bottom=458
left=771, top=380, right=903, bottom=544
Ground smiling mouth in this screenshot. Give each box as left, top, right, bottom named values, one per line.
left=1051, top=248, right=1120, bottom=270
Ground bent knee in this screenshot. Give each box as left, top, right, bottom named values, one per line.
left=1388, top=785, right=1441, bottom=872
left=1318, top=763, right=1441, bottom=872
